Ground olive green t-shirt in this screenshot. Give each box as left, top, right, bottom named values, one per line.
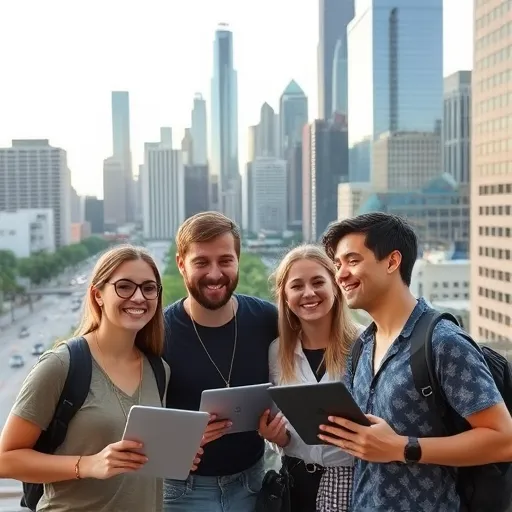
left=11, top=343, right=170, bottom=512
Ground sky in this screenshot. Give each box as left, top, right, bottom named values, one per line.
left=0, top=0, right=473, bottom=198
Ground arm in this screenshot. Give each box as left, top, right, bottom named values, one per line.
left=0, top=350, right=146, bottom=482
left=319, top=325, right=512, bottom=466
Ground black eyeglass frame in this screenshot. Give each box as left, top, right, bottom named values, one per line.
left=107, top=279, right=162, bottom=300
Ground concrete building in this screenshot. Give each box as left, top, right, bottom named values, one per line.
left=337, top=182, right=373, bottom=220
left=471, top=0, right=512, bottom=346
left=191, top=94, right=208, bottom=165
left=302, top=119, right=349, bottom=242
left=249, top=158, right=287, bottom=233
left=0, top=139, right=71, bottom=247
left=141, top=139, right=185, bottom=240
left=70, top=222, right=91, bottom=243
left=84, top=196, right=104, bottom=234
left=443, top=70, right=471, bottom=184
left=0, top=209, right=55, bottom=258
left=372, top=131, right=442, bottom=191
left=185, top=165, right=209, bottom=218
left=103, top=157, right=126, bottom=229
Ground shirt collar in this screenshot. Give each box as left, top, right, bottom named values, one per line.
left=358, top=297, right=429, bottom=345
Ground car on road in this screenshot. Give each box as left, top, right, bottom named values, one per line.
left=9, top=354, right=25, bottom=368
left=31, top=343, right=45, bottom=356
left=19, top=327, right=29, bottom=338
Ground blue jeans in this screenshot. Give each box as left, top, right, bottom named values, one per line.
left=163, top=458, right=265, bottom=512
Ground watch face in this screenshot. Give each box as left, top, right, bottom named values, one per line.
left=406, top=439, right=421, bottom=462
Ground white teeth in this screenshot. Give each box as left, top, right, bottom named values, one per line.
left=301, top=303, right=319, bottom=309
left=124, top=309, right=145, bottom=315
left=206, top=285, right=223, bottom=290
left=343, top=284, right=358, bottom=292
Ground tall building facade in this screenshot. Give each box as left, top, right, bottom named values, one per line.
left=211, top=24, right=241, bottom=225
left=347, top=0, right=443, bottom=183
left=191, top=93, right=208, bottom=165
left=0, top=139, right=71, bottom=247
left=332, top=37, right=349, bottom=116
left=141, top=138, right=185, bottom=240
left=257, top=103, right=277, bottom=157
left=111, top=91, right=134, bottom=222
left=443, top=70, right=472, bottom=184
left=318, top=0, right=354, bottom=119
left=303, top=120, right=349, bottom=242
left=249, top=158, right=287, bottom=233
left=103, top=157, right=126, bottom=229
left=280, top=80, right=308, bottom=157
left=84, top=196, right=104, bottom=234
left=185, top=165, right=209, bottom=218
left=471, top=0, right=512, bottom=345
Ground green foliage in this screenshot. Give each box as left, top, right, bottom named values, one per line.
left=2, top=236, right=110, bottom=291
left=161, top=245, right=272, bottom=306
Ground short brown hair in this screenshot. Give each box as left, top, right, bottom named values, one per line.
left=176, top=211, right=241, bottom=257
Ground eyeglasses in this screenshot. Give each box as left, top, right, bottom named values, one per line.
left=107, top=279, right=161, bottom=300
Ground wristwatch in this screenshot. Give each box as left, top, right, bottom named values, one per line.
left=404, top=437, right=422, bottom=463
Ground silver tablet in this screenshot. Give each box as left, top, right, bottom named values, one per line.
left=199, top=383, right=274, bottom=434
left=122, top=406, right=209, bottom=480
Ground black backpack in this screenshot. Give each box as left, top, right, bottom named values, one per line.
left=351, top=309, right=512, bottom=512
left=21, top=336, right=166, bottom=511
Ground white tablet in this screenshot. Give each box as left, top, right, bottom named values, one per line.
left=122, top=406, right=209, bottom=480
left=199, top=383, right=274, bottom=434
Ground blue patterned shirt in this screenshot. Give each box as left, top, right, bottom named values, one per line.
left=348, top=298, right=503, bottom=512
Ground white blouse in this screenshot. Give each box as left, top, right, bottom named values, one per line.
left=268, top=338, right=354, bottom=468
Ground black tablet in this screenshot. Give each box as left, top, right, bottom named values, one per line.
left=268, top=381, right=371, bottom=445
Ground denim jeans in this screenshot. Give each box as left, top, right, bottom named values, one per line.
left=163, top=457, right=266, bottom=512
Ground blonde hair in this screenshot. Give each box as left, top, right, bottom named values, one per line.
left=72, top=245, right=164, bottom=356
left=176, top=211, right=241, bottom=258
left=272, top=244, right=357, bottom=384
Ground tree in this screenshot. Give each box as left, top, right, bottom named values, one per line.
left=0, top=250, right=19, bottom=296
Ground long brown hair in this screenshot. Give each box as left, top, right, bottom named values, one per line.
left=72, top=245, right=164, bottom=356
left=271, top=244, right=357, bottom=384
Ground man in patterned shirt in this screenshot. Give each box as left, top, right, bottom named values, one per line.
left=318, top=212, right=512, bottom=511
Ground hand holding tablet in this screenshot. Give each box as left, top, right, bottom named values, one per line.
left=122, top=406, right=209, bottom=480
left=199, top=383, right=274, bottom=434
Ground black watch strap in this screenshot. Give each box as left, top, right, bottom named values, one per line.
left=404, top=436, right=422, bottom=463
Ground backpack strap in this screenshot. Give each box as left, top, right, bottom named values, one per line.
left=36, top=337, right=92, bottom=452
left=350, top=336, right=365, bottom=384
left=409, top=310, right=460, bottom=435
left=145, top=353, right=166, bottom=405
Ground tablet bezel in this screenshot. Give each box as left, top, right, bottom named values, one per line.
left=122, top=406, right=209, bottom=480
left=199, top=382, right=274, bottom=434
left=268, top=381, right=371, bottom=445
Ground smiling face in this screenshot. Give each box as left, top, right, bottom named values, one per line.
left=93, top=258, right=159, bottom=333
left=177, top=232, right=239, bottom=310
left=284, top=258, right=336, bottom=324
left=333, top=232, right=396, bottom=311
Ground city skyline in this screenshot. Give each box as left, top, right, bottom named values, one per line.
left=0, top=0, right=472, bottom=198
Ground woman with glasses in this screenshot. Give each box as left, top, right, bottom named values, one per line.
left=0, top=245, right=201, bottom=511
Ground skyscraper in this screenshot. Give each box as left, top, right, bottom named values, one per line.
left=443, top=70, right=471, bottom=184
left=0, top=139, right=71, bottom=247
left=279, top=80, right=308, bottom=158
left=191, top=93, right=208, bottom=165
left=318, top=0, right=354, bottom=120
left=347, top=0, right=443, bottom=183
left=471, top=0, right=512, bottom=345
left=332, top=37, right=348, bottom=116
left=211, top=24, right=241, bottom=224
left=111, top=91, right=134, bottom=223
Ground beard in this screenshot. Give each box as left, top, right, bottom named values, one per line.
left=184, top=271, right=239, bottom=310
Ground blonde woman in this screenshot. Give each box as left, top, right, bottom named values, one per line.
left=259, top=245, right=361, bottom=512
left=0, top=245, right=199, bottom=511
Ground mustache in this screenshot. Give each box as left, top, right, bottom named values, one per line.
left=199, top=276, right=230, bottom=287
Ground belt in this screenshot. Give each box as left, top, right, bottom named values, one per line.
left=283, top=455, right=325, bottom=474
